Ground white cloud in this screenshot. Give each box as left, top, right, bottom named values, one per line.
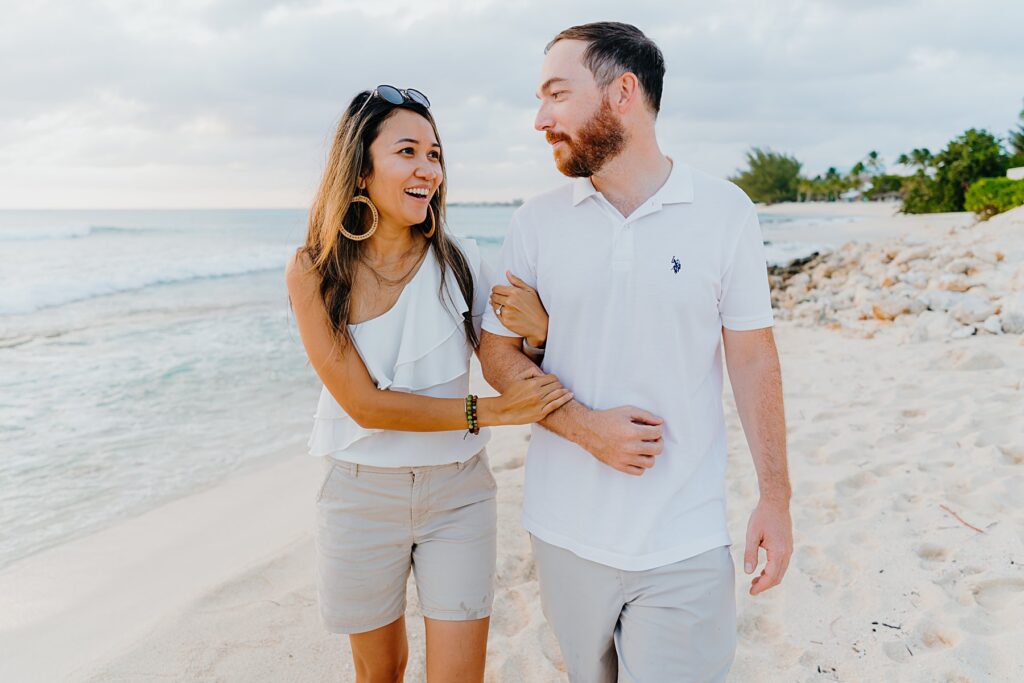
left=0, top=0, right=1022, bottom=207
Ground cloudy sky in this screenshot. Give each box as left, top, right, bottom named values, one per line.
left=2, top=0, right=1022, bottom=208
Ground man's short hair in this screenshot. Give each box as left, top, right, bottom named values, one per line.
left=546, top=22, right=666, bottom=116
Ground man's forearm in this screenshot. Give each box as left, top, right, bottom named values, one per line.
left=729, top=353, right=790, bottom=506
left=479, top=333, right=594, bottom=449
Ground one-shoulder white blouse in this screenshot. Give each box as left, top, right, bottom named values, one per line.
left=307, top=236, right=493, bottom=466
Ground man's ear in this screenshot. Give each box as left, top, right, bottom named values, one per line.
left=613, top=72, right=641, bottom=112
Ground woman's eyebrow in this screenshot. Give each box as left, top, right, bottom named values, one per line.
left=393, top=138, right=441, bottom=148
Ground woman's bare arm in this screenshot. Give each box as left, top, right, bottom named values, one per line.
left=286, top=251, right=569, bottom=431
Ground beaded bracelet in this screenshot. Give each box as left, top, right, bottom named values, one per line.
left=464, top=393, right=479, bottom=438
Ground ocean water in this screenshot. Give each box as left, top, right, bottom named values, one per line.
left=0, top=206, right=844, bottom=570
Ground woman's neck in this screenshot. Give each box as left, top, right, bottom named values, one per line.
left=362, top=217, right=425, bottom=265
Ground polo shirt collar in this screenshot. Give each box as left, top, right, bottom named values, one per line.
left=571, top=156, right=695, bottom=208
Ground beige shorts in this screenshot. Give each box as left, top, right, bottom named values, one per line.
left=531, top=536, right=736, bottom=683
left=314, top=449, right=497, bottom=634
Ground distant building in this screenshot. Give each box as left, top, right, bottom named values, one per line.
left=1009, top=167, right=1024, bottom=181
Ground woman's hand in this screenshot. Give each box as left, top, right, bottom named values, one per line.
left=490, top=271, right=549, bottom=348
left=482, top=367, right=573, bottom=426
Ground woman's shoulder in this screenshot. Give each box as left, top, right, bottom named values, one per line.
left=285, top=247, right=318, bottom=293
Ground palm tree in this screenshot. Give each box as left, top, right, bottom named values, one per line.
left=864, top=150, right=883, bottom=175
left=897, top=148, right=933, bottom=173
left=1010, top=100, right=1024, bottom=156
left=823, top=167, right=844, bottom=201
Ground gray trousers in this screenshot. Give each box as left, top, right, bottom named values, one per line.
left=531, top=536, right=737, bottom=683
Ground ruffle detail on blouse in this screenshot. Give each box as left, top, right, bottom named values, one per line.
left=307, top=403, right=379, bottom=456
left=357, top=237, right=479, bottom=392
left=307, top=237, right=482, bottom=456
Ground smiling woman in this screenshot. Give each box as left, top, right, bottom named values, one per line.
left=284, top=88, right=569, bottom=682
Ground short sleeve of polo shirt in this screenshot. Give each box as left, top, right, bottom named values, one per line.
left=719, top=206, right=775, bottom=331
left=472, top=254, right=496, bottom=339
left=481, top=211, right=534, bottom=338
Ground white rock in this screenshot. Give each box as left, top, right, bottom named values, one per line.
left=934, top=273, right=972, bottom=292
left=973, top=247, right=1001, bottom=264
left=894, top=246, right=931, bottom=265
left=950, top=294, right=997, bottom=325
left=1003, top=311, right=1024, bottom=335
left=898, top=271, right=929, bottom=289
left=853, top=285, right=880, bottom=307
left=909, top=311, right=960, bottom=342
left=982, top=316, right=1004, bottom=335
left=788, top=272, right=810, bottom=289
left=999, top=293, right=1024, bottom=334
left=918, top=290, right=964, bottom=313
left=945, top=257, right=982, bottom=275
left=872, top=294, right=926, bottom=321
left=950, top=325, right=977, bottom=339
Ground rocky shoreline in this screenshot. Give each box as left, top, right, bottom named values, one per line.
left=768, top=205, right=1024, bottom=342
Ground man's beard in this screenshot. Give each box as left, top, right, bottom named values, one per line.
left=546, top=98, right=627, bottom=178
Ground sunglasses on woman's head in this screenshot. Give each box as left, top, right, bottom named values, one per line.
left=373, top=85, right=430, bottom=109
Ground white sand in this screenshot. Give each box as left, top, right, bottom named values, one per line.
left=758, top=201, right=977, bottom=246
left=3, top=208, right=1023, bottom=682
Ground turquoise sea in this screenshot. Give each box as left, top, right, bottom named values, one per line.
left=0, top=206, right=841, bottom=569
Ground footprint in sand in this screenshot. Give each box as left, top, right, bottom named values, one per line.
left=999, top=444, right=1024, bottom=465
left=932, top=348, right=1006, bottom=371
left=799, top=496, right=838, bottom=525
left=490, top=588, right=530, bottom=637
left=493, top=452, right=525, bottom=471
left=916, top=620, right=962, bottom=650
left=915, top=543, right=950, bottom=563
left=883, top=640, right=915, bottom=663
left=892, top=492, right=923, bottom=513
left=970, top=578, right=1024, bottom=611
left=538, top=621, right=565, bottom=672
left=835, top=470, right=879, bottom=495
left=795, top=545, right=841, bottom=591
left=736, top=611, right=784, bottom=643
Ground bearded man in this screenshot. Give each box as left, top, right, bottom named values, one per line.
left=478, top=21, right=794, bottom=683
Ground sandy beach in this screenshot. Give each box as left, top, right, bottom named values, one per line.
left=3, top=204, right=1023, bottom=682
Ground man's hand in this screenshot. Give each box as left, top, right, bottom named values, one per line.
left=580, top=406, right=664, bottom=476
left=743, top=499, right=793, bottom=596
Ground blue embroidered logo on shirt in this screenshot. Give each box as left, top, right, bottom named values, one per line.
left=671, top=256, right=681, bottom=273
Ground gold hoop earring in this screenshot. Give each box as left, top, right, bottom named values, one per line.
left=340, top=195, right=378, bottom=241
left=422, top=204, right=436, bottom=239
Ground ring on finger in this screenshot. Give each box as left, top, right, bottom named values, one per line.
left=496, top=304, right=504, bottom=316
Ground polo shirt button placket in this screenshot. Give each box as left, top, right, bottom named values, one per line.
left=612, top=221, right=634, bottom=272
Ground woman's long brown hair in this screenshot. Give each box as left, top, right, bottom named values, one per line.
left=301, top=91, right=478, bottom=350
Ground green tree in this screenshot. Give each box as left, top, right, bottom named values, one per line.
left=863, top=174, right=904, bottom=201
left=730, top=147, right=802, bottom=204
left=823, top=167, right=846, bottom=201
left=899, top=130, right=1010, bottom=213
left=900, top=174, right=937, bottom=214
left=1010, top=101, right=1024, bottom=156
left=896, top=148, right=933, bottom=172
left=930, top=129, right=1010, bottom=212
left=965, top=178, right=1024, bottom=219
left=863, top=150, right=884, bottom=175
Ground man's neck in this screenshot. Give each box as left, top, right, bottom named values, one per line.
left=590, top=135, right=672, bottom=219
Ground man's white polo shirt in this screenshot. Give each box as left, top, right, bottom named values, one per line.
left=482, top=160, right=774, bottom=571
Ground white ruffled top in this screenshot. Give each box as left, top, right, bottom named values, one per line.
left=307, top=236, right=493, bottom=466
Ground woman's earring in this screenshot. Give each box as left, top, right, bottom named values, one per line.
left=422, top=204, right=436, bottom=239
left=340, top=195, right=378, bottom=241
